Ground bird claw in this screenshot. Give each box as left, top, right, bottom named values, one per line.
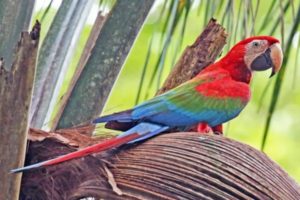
left=213, top=131, right=223, bottom=135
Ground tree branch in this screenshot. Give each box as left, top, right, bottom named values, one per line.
left=157, top=18, right=227, bottom=94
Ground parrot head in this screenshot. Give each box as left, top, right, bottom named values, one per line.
left=226, top=36, right=283, bottom=78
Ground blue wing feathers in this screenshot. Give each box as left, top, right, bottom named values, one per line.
left=94, top=74, right=248, bottom=129
left=93, top=110, right=133, bottom=123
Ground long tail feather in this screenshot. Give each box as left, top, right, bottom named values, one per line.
left=11, top=123, right=168, bottom=173
left=10, top=133, right=140, bottom=173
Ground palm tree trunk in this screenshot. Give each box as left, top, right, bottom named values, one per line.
left=0, top=22, right=40, bottom=200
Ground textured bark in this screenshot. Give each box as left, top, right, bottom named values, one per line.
left=20, top=129, right=300, bottom=199
left=157, top=18, right=227, bottom=95
left=56, top=0, right=155, bottom=129
left=0, top=22, right=40, bottom=200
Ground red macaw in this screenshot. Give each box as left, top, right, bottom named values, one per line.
left=11, top=36, right=283, bottom=173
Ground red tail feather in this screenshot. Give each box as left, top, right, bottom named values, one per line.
left=44, top=133, right=140, bottom=166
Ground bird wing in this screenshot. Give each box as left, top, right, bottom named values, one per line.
left=132, top=70, right=250, bottom=127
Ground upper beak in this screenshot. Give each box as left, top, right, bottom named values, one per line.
left=250, top=43, right=283, bottom=77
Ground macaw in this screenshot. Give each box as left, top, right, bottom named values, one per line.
left=11, top=36, right=283, bottom=173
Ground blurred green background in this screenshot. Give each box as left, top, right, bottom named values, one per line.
left=35, top=0, right=300, bottom=183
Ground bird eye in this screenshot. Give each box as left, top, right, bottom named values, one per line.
left=253, top=41, right=260, bottom=47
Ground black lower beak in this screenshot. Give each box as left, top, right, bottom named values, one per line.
left=250, top=48, right=274, bottom=74
left=250, top=43, right=283, bottom=77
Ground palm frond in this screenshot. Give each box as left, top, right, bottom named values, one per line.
left=261, top=5, right=300, bottom=151
left=30, top=0, right=94, bottom=129
left=233, top=0, right=243, bottom=42
left=256, top=79, right=273, bottom=113
left=289, top=0, right=296, bottom=19
left=292, top=31, right=300, bottom=88
left=204, top=0, right=212, bottom=28
left=39, top=0, right=54, bottom=23
left=170, top=0, right=191, bottom=68
left=145, top=0, right=181, bottom=98
left=269, top=1, right=290, bottom=36
left=135, top=37, right=153, bottom=105
left=258, top=0, right=277, bottom=34
left=56, top=0, right=155, bottom=129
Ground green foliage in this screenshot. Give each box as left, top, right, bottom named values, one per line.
left=261, top=6, right=300, bottom=151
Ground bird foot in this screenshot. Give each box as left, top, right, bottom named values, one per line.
left=213, top=131, right=223, bottom=135
left=194, top=123, right=223, bottom=135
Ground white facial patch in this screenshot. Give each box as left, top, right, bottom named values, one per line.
left=244, top=40, right=268, bottom=70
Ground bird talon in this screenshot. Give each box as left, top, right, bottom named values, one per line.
left=213, top=131, right=223, bottom=135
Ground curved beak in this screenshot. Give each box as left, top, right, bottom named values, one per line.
left=250, top=43, right=283, bottom=77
